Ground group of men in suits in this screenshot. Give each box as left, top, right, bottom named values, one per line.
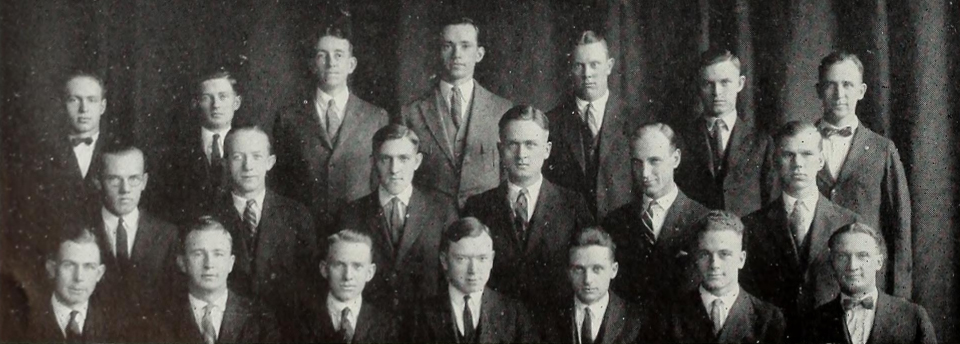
left=3, top=13, right=933, bottom=344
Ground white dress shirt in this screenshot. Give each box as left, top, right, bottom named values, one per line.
left=640, top=186, right=680, bottom=239
left=575, top=292, right=609, bottom=343
left=378, top=185, right=414, bottom=220
left=507, top=176, right=544, bottom=222
left=71, top=131, right=100, bottom=178
left=326, top=294, right=363, bottom=330
left=315, top=87, right=350, bottom=129
left=101, top=207, right=140, bottom=257
left=448, top=286, right=483, bottom=335
left=819, top=119, right=860, bottom=180
left=783, top=191, right=820, bottom=241
left=201, top=126, right=231, bottom=164
left=232, top=189, right=266, bottom=220
left=575, top=90, right=610, bottom=130
left=699, top=285, right=740, bottom=330
left=440, top=79, right=475, bottom=122
left=704, top=110, right=738, bottom=153
left=189, top=291, right=229, bottom=337
left=842, top=287, right=879, bottom=344
left=51, top=294, right=88, bottom=336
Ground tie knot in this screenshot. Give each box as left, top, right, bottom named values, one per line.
left=646, top=200, right=660, bottom=214
left=391, top=197, right=401, bottom=207
left=118, top=217, right=126, bottom=226
left=821, top=126, right=853, bottom=137
left=213, top=133, right=220, bottom=141
left=842, top=296, right=875, bottom=311
left=518, top=188, right=529, bottom=197
left=70, top=137, right=94, bottom=147
left=710, top=118, right=728, bottom=132
left=712, top=298, right=724, bottom=308
left=792, top=199, right=806, bottom=212
left=70, top=310, right=80, bottom=319
left=341, top=306, right=352, bottom=319
left=203, top=303, right=216, bottom=315
left=463, top=294, right=471, bottom=304
left=246, top=199, right=257, bottom=208
left=327, top=98, right=337, bottom=108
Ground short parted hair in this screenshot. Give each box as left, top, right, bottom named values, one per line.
left=568, top=226, right=617, bottom=260
left=773, top=120, right=822, bottom=152
left=440, top=17, right=482, bottom=46
left=180, top=216, right=234, bottom=254
left=828, top=222, right=887, bottom=258
left=196, top=69, right=241, bottom=96
left=63, top=70, right=107, bottom=98
left=700, top=48, right=743, bottom=73
left=49, top=227, right=102, bottom=262
left=498, top=105, right=550, bottom=137
left=440, top=217, right=492, bottom=254
left=694, top=210, right=745, bottom=242
left=314, top=21, right=354, bottom=55
left=818, top=51, right=865, bottom=83
left=372, top=124, right=421, bottom=154
left=324, top=229, right=375, bottom=261
left=631, top=122, right=682, bottom=151
left=224, top=125, right=273, bottom=155
left=571, top=30, right=610, bottom=57
left=99, top=145, right=147, bottom=177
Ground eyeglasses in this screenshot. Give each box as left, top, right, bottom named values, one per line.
left=103, top=175, right=145, bottom=188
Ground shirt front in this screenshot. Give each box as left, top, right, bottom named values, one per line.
left=699, top=285, right=740, bottom=330
left=315, top=87, right=350, bottom=127
left=703, top=110, right=738, bottom=153
left=51, top=294, right=88, bottom=336
left=507, top=176, right=544, bottom=223
left=841, top=287, right=878, bottom=344
left=326, top=294, right=362, bottom=331
left=101, top=207, right=140, bottom=257
left=201, top=126, right=231, bottom=164
left=189, top=291, right=229, bottom=337
left=819, top=119, right=860, bottom=180
left=71, top=131, right=100, bottom=178
left=232, top=189, right=267, bottom=221
left=448, top=286, right=483, bottom=336
left=440, top=79, right=475, bottom=122
left=783, top=191, right=820, bottom=240
left=640, top=185, right=680, bottom=239
left=575, top=90, right=610, bottom=130
left=574, top=293, right=609, bottom=343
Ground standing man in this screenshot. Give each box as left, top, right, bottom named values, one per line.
left=544, top=30, right=648, bottom=219
left=675, top=48, right=777, bottom=216
left=806, top=223, right=936, bottom=344
left=603, top=122, right=709, bottom=305
left=273, top=23, right=390, bottom=233
left=741, top=121, right=859, bottom=338
left=814, top=51, right=911, bottom=298
left=401, top=17, right=514, bottom=208
left=464, top=105, right=593, bottom=317
left=338, top=124, right=459, bottom=311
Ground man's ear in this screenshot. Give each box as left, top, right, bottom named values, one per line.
left=476, top=46, right=486, bottom=63
left=266, top=155, right=277, bottom=171
left=815, top=83, right=825, bottom=99
left=45, top=260, right=57, bottom=279
left=736, top=75, right=746, bottom=92
left=738, top=250, right=747, bottom=269
left=233, top=95, right=242, bottom=111
left=176, top=255, right=186, bottom=274
left=319, top=261, right=329, bottom=280
left=100, top=99, right=107, bottom=115
left=414, top=152, right=424, bottom=170
left=610, top=261, right=619, bottom=279
left=141, top=173, right=149, bottom=190
left=93, top=178, right=103, bottom=192
left=94, top=264, right=105, bottom=282
left=439, top=253, right=448, bottom=272
left=366, top=263, right=377, bottom=282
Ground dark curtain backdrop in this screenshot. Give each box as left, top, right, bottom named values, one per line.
left=2, top=0, right=958, bottom=340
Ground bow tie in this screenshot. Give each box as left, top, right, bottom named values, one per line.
left=70, top=137, right=94, bottom=147
left=841, top=296, right=875, bottom=311
left=821, top=126, right=853, bottom=137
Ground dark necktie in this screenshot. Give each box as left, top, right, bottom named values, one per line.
left=326, top=99, right=341, bottom=141
left=513, top=189, right=529, bottom=243
left=70, top=137, right=93, bottom=147
left=584, top=103, right=598, bottom=138
left=789, top=200, right=808, bottom=247
left=451, top=86, right=463, bottom=129
left=211, top=133, right=223, bottom=166
left=842, top=296, right=876, bottom=311
left=640, top=201, right=659, bottom=246
left=388, top=197, right=404, bottom=246
left=462, top=295, right=475, bottom=341
left=201, top=304, right=217, bottom=344
left=340, top=307, right=354, bottom=343
left=581, top=307, right=593, bottom=344
left=710, top=119, right=727, bottom=174
left=243, top=199, right=259, bottom=248
left=710, top=299, right=724, bottom=335
left=116, top=217, right=130, bottom=270
left=66, top=310, right=82, bottom=343
left=821, top=126, right=853, bottom=137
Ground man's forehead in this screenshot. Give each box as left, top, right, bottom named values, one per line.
left=66, top=77, right=104, bottom=95
left=60, top=241, right=101, bottom=261
left=442, top=24, right=478, bottom=40
left=316, top=35, right=352, bottom=50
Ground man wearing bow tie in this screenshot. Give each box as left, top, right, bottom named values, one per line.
left=814, top=52, right=912, bottom=299
left=806, top=223, right=936, bottom=344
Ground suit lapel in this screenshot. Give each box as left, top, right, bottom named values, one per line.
left=596, top=97, right=624, bottom=167
left=765, top=198, right=802, bottom=269
left=834, top=124, right=870, bottom=185
left=130, top=212, right=157, bottom=264
left=301, top=97, right=333, bottom=150
left=598, top=293, right=626, bottom=344
left=366, top=195, right=396, bottom=261
left=867, top=293, right=892, bottom=344
left=808, top=196, right=840, bottom=266
left=691, top=119, right=718, bottom=178
left=716, top=289, right=752, bottom=343
left=396, top=189, right=427, bottom=264
left=353, top=303, right=376, bottom=342
left=724, top=118, right=753, bottom=173
left=681, top=290, right=716, bottom=342
left=525, top=180, right=558, bottom=255
left=465, top=85, right=498, bottom=155
left=658, top=192, right=693, bottom=253
left=478, top=289, right=502, bottom=343
left=490, top=185, right=523, bottom=251
left=331, top=94, right=362, bottom=151
left=423, top=88, right=456, bottom=164
left=557, top=98, right=587, bottom=172
left=217, top=293, right=245, bottom=343
left=60, top=137, right=85, bottom=182
left=253, top=192, right=279, bottom=276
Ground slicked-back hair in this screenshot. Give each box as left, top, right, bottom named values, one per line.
left=100, top=145, right=147, bottom=177
left=694, top=210, right=745, bottom=242
left=828, top=222, right=887, bottom=259
left=180, top=216, right=233, bottom=254
left=631, top=121, right=682, bottom=151
left=818, top=51, right=865, bottom=83
left=571, top=30, right=610, bottom=57
left=440, top=217, right=492, bottom=254
left=196, top=69, right=241, bottom=96
left=63, top=71, right=107, bottom=98
left=325, top=229, right=375, bottom=262
left=773, top=120, right=822, bottom=153
left=49, top=226, right=103, bottom=263
left=440, top=17, right=482, bottom=46
left=372, top=124, right=421, bottom=154
left=700, top=48, right=743, bottom=73
left=498, top=105, right=550, bottom=137
left=568, top=226, right=617, bottom=260
left=224, top=125, right=273, bottom=155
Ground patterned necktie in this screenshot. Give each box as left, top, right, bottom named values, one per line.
left=821, top=126, right=853, bottom=137
left=243, top=199, right=259, bottom=244
left=710, top=119, right=727, bottom=173
left=710, top=299, right=724, bottom=335
left=389, top=197, right=404, bottom=245
left=514, top=189, right=529, bottom=242
left=640, top=200, right=658, bottom=246
left=462, top=295, right=475, bottom=341
left=584, top=103, right=599, bottom=137
left=451, top=86, right=463, bottom=129
left=340, top=307, right=355, bottom=343
left=116, top=217, right=130, bottom=270
left=581, top=307, right=594, bottom=344
left=326, top=99, right=341, bottom=141
left=789, top=200, right=808, bottom=247
left=66, top=310, right=82, bottom=343
left=201, top=304, right=217, bottom=344
left=211, top=133, right=223, bottom=166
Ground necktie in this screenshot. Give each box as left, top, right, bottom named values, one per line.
left=243, top=199, right=259, bottom=244
left=710, top=299, right=724, bottom=335
left=66, top=310, right=82, bottom=343
left=116, top=217, right=130, bottom=269
left=581, top=307, right=594, bottom=344
left=201, top=304, right=217, bottom=344
left=462, top=295, right=475, bottom=341
left=389, top=197, right=404, bottom=245
left=340, top=307, right=355, bottom=343
left=584, top=103, right=599, bottom=137
left=70, top=137, right=94, bottom=147
left=211, top=133, right=223, bottom=166
left=326, top=99, right=341, bottom=141
left=821, top=126, right=853, bottom=137
left=789, top=200, right=808, bottom=246
left=710, top=119, right=727, bottom=173
left=842, top=296, right=876, bottom=311
left=640, top=200, right=658, bottom=246
left=451, top=86, right=463, bottom=129
left=514, top=189, right=529, bottom=242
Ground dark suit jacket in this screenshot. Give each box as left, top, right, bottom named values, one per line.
left=272, top=93, right=389, bottom=233
left=298, top=298, right=398, bottom=343
left=337, top=186, right=458, bottom=311
left=741, top=195, right=859, bottom=322
left=400, top=82, right=513, bottom=208
left=603, top=190, right=710, bottom=305
left=154, top=126, right=225, bottom=224
left=410, top=287, right=539, bottom=343
left=816, top=122, right=912, bottom=298
left=544, top=292, right=652, bottom=344
left=667, top=287, right=786, bottom=343
left=806, top=292, right=937, bottom=344
left=544, top=93, right=648, bottom=218
left=463, top=180, right=594, bottom=314
left=676, top=115, right=777, bottom=216
left=25, top=296, right=126, bottom=343
left=164, top=291, right=280, bottom=343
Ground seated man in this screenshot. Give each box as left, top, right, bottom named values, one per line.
left=805, top=223, right=937, bottom=344
left=165, top=216, right=279, bottom=343
left=544, top=226, right=650, bottom=343
left=299, top=229, right=397, bottom=343
left=667, top=210, right=786, bottom=343
left=410, top=217, right=539, bottom=343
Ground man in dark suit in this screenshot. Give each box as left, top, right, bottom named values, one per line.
left=603, top=122, right=710, bottom=305
left=814, top=52, right=912, bottom=298
left=544, top=30, right=648, bottom=218
left=299, top=229, right=397, bottom=343
left=338, top=124, right=459, bottom=311
left=806, top=223, right=936, bottom=344
left=272, top=23, right=390, bottom=232
left=545, top=226, right=650, bottom=344
left=157, top=70, right=241, bottom=224
left=464, top=105, right=594, bottom=317
left=741, top=121, right=860, bottom=339
left=213, top=126, right=318, bottom=339
left=91, top=145, right=178, bottom=318
left=675, top=48, right=777, bottom=216
left=410, top=218, right=539, bottom=343
left=400, top=17, right=514, bottom=208
left=667, top=210, right=786, bottom=343
left=165, top=216, right=279, bottom=343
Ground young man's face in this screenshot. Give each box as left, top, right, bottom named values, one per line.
left=321, top=241, right=376, bottom=302
left=695, top=230, right=746, bottom=295
left=64, top=76, right=106, bottom=136
left=47, top=240, right=105, bottom=307
left=568, top=245, right=618, bottom=305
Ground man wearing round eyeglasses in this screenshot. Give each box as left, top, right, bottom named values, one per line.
left=93, top=145, right=178, bottom=324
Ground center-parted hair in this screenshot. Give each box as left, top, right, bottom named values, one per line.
left=224, top=125, right=274, bottom=155
left=324, top=229, right=375, bottom=262
left=195, top=68, right=241, bottom=96
left=63, top=70, right=107, bottom=98
left=497, top=105, right=550, bottom=137
left=314, top=18, right=354, bottom=55
left=372, top=124, right=421, bottom=154
left=99, top=145, right=147, bottom=177
left=828, top=222, right=887, bottom=258
left=440, top=217, right=492, bottom=254
left=568, top=226, right=617, bottom=260
left=180, top=216, right=234, bottom=254
left=773, top=120, right=823, bottom=153
left=440, top=17, right=482, bottom=46
left=693, top=210, right=745, bottom=242
left=700, top=48, right=743, bottom=73
left=631, top=121, right=682, bottom=152
left=818, top=51, right=864, bottom=83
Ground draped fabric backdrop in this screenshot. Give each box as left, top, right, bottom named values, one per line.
left=2, top=0, right=957, bottom=340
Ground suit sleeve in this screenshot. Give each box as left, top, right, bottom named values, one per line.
left=764, top=306, right=787, bottom=344
left=883, top=144, right=912, bottom=298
